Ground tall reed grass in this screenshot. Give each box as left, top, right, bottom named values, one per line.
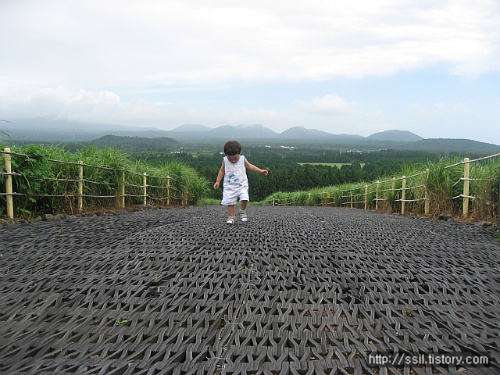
left=0, top=144, right=208, bottom=217
left=262, top=155, right=499, bottom=223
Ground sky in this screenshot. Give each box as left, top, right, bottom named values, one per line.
left=1, top=0, right=499, bottom=144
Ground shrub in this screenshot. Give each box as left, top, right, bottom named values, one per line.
left=0, top=144, right=208, bottom=217
left=257, top=155, right=499, bottom=223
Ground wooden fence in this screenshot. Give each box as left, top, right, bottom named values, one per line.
left=1, top=148, right=184, bottom=219
left=271, top=153, right=500, bottom=221
left=323, top=153, right=500, bottom=218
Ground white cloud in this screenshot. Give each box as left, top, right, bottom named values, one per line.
left=0, top=0, right=498, bottom=143
left=297, top=94, right=355, bottom=115
left=1, top=0, right=498, bottom=89
left=0, top=83, right=121, bottom=121
left=0, top=82, right=301, bottom=130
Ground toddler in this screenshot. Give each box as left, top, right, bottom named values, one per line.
left=213, top=140, right=268, bottom=223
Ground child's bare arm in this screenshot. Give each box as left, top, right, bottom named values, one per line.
left=245, top=159, right=269, bottom=176
left=213, top=162, right=225, bottom=189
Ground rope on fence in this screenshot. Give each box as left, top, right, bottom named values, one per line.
left=126, top=170, right=173, bottom=180
left=24, top=192, right=176, bottom=200
left=26, top=193, right=117, bottom=199
left=445, top=152, right=500, bottom=169
left=396, top=198, right=429, bottom=202
left=341, top=194, right=363, bottom=198
left=25, top=175, right=118, bottom=187
left=402, top=184, right=426, bottom=191
left=365, top=184, right=427, bottom=194
left=0, top=150, right=29, bottom=157
left=145, top=183, right=170, bottom=189
left=29, top=194, right=71, bottom=198
left=125, top=182, right=147, bottom=189
left=452, top=177, right=492, bottom=187
left=453, top=194, right=477, bottom=200
left=356, top=170, right=429, bottom=189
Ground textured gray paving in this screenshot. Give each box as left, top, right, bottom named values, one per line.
left=0, top=206, right=499, bottom=374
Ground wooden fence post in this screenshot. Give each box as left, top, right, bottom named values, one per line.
left=401, top=176, right=406, bottom=215
left=375, top=181, right=380, bottom=211
left=350, top=190, right=353, bottom=208
left=166, top=176, right=171, bottom=206
left=364, top=185, right=368, bottom=210
left=392, top=177, right=396, bottom=212
left=463, top=158, right=470, bottom=218
left=425, top=169, right=430, bottom=215
left=78, top=161, right=84, bottom=212
left=121, top=169, right=126, bottom=209
left=143, top=172, right=147, bottom=205
left=4, top=148, right=14, bottom=219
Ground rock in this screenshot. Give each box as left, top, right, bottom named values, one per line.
left=476, top=221, right=492, bottom=228
left=438, top=214, right=453, bottom=221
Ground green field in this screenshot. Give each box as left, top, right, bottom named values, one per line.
left=298, top=162, right=365, bottom=168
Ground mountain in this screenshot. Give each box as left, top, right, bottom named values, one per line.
left=367, top=130, right=423, bottom=142
left=2, top=118, right=167, bottom=141
left=163, top=124, right=279, bottom=140
left=3, top=118, right=499, bottom=153
left=411, top=138, right=500, bottom=153
left=171, top=124, right=212, bottom=132
left=208, top=124, right=279, bottom=139
left=280, top=126, right=363, bottom=140
left=280, top=126, right=331, bottom=139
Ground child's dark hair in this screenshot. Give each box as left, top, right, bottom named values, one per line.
left=224, top=140, right=242, bottom=155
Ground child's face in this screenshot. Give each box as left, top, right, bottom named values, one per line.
left=226, top=154, right=240, bottom=163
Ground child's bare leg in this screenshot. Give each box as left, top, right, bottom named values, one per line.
left=228, top=205, right=235, bottom=217
left=239, top=200, right=248, bottom=221
left=240, top=200, right=248, bottom=211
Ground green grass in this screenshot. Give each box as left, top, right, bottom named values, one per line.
left=261, top=155, right=500, bottom=222
left=198, top=197, right=220, bottom=206
left=0, top=143, right=208, bottom=217
left=298, top=162, right=365, bottom=168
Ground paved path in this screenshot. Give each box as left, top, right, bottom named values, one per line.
left=0, top=206, right=499, bottom=374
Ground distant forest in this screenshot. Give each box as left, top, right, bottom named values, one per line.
left=140, top=148, right=443, bottom=202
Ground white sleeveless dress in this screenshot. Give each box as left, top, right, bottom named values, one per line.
left=221, top=155, right=249, bottom=205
